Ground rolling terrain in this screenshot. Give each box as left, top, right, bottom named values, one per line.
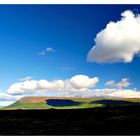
left=1, top=97, right=140, bottom=135
left=3, top=96, right=140, bottom=110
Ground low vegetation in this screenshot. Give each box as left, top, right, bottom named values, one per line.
left=2, top=97, right=140, bottom=110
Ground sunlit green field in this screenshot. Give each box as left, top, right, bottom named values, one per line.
left=2, top=96, right=140, bottom=110
left=3, top=100, right=104, bottom=110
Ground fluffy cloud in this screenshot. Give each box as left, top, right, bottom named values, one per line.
left=70, top=75, right=99, bottom=89
left=6, top=75, right=140, bottom=100
left=87, top=10, right=140, bottom=63
left=38, top=47, right=55, bottom=56
left=7, top=75, right=99, bottom=95
left=104, top=89, right=140, bottom=98
left=105, top=78, right=131, bottom=89
left=54, top=88, right=140, bottom=98
left=37, top=80, right=65, bottom=91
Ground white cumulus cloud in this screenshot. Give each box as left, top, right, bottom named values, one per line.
left=7, top=75, right=99, bottom=95
left=55, top=88, right=140, bottom=98
left=105, top=78, right=131, bottom=89
left=87, top=10, right=140, bottom=63
left=5, top=75, right=140, bottom=101
left=70, top=75, right=99, bottom=89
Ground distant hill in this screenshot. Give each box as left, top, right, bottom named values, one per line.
left=3, top=96, right=140, bottom=110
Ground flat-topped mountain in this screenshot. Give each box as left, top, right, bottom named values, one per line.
left=4, top=96, right=140, bottom=110
left=19, top=96, right=94, bottom=103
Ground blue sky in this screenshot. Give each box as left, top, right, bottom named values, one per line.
left=1, top=5, right=140, bottom=106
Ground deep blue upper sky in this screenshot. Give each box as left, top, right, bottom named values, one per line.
left=0, top=5, right=140, bottom=91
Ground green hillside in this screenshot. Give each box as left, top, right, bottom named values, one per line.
left=6, top=101, right=50, bottom=109
left=2, top=97, right=140, bottom=110
left=4, top=100, right=103, bottom=110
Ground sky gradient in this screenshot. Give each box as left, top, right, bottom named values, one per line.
left=0, top=5, right=140, bottom=106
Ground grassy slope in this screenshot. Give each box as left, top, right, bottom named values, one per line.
left=4, top=100, right=104, bottom=110
left=3, top=97, right=140, bottom=110
left=4, top=101, right=50, bottom=110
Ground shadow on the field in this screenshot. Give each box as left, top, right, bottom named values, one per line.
left=0, top=105, right=140, bottom=135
